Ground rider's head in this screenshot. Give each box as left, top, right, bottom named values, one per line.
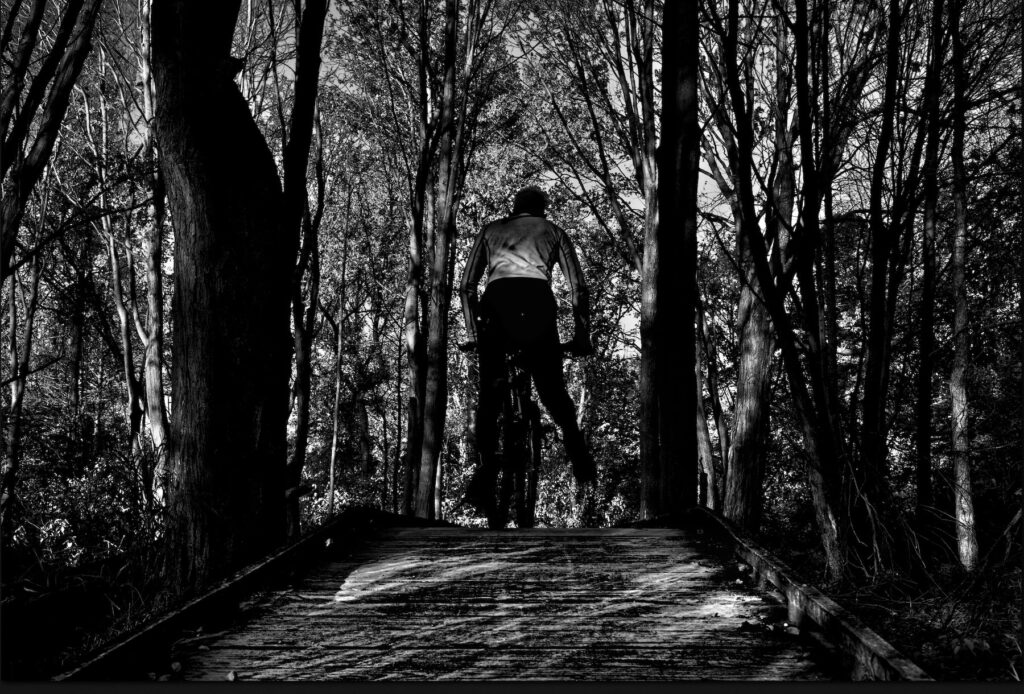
left=511, top=186, right=547, bottom=217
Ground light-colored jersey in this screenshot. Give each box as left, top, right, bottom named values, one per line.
left=459, top=213, right=587, bottom=343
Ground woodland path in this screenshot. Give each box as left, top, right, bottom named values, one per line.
left=172, top=526, right=835, bottom=681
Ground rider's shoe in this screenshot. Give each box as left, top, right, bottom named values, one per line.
left=461, top=466, right=497, bottom=516
left=565, top=431, right=597, bottom=484
left=573, top=455, right=597, bottom=484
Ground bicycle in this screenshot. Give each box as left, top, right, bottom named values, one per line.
left=488, top=345, right=543, bottom=529
left=459, top=340, right=578, bottom=529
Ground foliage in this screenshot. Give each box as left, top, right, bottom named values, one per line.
left=0, top=0, right=1020, bottom=680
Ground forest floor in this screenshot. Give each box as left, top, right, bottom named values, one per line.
left=761, top=528, right=1023, bottom=681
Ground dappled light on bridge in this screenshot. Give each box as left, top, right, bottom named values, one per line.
left=175, top=528, right=832, bottom=681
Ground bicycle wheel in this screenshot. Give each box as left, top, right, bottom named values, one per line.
left=508, top=381, right=537, bottom=529
left=522, top=399, right=542, bottom=528
left=488, top=382, right=516, bottom=530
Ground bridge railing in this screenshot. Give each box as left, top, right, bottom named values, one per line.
left=693, top=507, right=932, bottom=681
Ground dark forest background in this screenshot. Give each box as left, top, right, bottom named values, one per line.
left=1, top=0, right=1020, bottom=680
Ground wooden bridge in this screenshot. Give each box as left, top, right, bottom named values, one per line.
left=56, top=509, right=931, bottom=682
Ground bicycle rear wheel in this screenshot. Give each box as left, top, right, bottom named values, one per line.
left=509, top=390, right=537, bottom=529
left=521, top=400, right=542, bottom=528
left=488, top=387, right=516, bottom=530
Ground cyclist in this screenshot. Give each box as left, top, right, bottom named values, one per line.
left=458, top=185, right=596, bottom=516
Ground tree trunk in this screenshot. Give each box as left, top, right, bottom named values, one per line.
left=1, top=256, right=41, bottom=531
left=715, top=0, right=779, bottom=532
left=139, top=0, right=170, bottom=494
left=87, top=71, right=150, bottom=489
left=859, top=0, right=902, bottom=517
left=724, top=286, right=773, bottom=530
left=916, top=0, right=943, bottom=520
left=698, top=301, right=730, bottom=470
left=394, top=330, right=404, bottom=515
left=722, top=0, right=846, bottom=579
left=286, top=212, right=320, bottom=537
left=1, top=0, right=102, bottom=281
left=652, top=0, right=698, bottom=514
left=153, top=0, right=306, bottom=595
left=415, top=0, right=475, bottom=517
left=695, top=346, right=718, bottom=510
left=636, top=0, right=664, bottom=519
left=948, top=0, right=977, bottom=571
left=105, top=230, right=146, bottom=461
left=281, top=0, right=328, bottom=536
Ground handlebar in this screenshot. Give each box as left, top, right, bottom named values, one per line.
left=458, top=340, right=591, bottom=356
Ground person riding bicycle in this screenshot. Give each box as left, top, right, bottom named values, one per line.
left=459, top=186, right=597, bottom=516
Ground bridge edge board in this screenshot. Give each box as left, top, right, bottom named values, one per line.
left=692, top=506, right=933, bottom=682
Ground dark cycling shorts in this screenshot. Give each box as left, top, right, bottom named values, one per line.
left=478, top=277, right=559, bottom=351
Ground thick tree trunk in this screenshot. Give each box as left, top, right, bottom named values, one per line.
left=153, top=0, right=300, bottom=596
left=402, top=0, right=436, bottom=517
left=715, top=0, right=778, bottom=532
left=724, top=290, right=773, bottom=529
left=948, top=0, right=977, bottom=571
left=416, top=0, right=478, bottom=517
left=636, top=0, right=664, bottom=519
left=651, top=0, right=698, bottom=513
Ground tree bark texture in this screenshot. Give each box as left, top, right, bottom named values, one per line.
left=414, top=0, right=461, bottom=519
left=915, top=0, right=943, bottom=519
left=948, top=0, right=977, bottom=571
left=152, top=0, right=305, bottom=595
left=287, top=211, right=320, bottom=537
left=714, top=0, right=777, bottom=533
left=139, top=0, right=170, bottom=489
left=724, top=288, right=773, bottom=530
left=632, top=0, right=664, bottom=519
left=652, top=0, right=699, bottom=513
left=282, top=0, right=328, bottom=536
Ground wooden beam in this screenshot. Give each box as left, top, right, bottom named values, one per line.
left=692, top=507, right=932, bottom=681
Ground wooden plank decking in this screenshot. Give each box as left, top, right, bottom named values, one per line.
left=172, top=527, right=834, bottom=681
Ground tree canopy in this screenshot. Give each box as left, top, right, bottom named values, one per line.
left=1, top=0, right=1020, bottom=679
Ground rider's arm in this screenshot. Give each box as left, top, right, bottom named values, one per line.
left=553, top=223, right=591, bottom=347
left=459, top=226, right=489, bottom=345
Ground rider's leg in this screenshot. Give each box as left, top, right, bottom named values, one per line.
left=464, top=295, right=505, bottom=511
left=529, top=352, right=597, bottom=484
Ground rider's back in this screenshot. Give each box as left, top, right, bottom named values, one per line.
left=478, top=214, right=568, bottom=284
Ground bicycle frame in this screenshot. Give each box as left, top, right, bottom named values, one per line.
left=489, top=349, right=542, bottom=529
